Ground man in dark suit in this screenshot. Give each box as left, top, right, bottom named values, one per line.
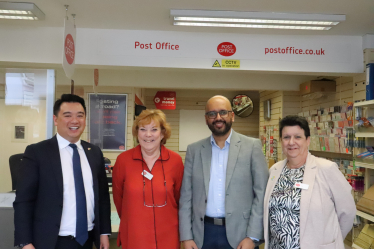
left=14, top=94, right=111, bottom=249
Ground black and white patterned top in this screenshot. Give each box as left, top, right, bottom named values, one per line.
left=269, top=164, right=305, bottom=249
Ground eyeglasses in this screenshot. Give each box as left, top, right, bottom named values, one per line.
left=141, top=153, right=167, bottom=208
left=205, top=110, right=233, bottom=119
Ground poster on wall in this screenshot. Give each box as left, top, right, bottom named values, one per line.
left=88, top=93, right=127, bottom=151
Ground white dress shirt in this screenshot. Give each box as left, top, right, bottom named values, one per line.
left=56, top=133, right=95, bottom=236
left=206, top=130, right=232, bottom=217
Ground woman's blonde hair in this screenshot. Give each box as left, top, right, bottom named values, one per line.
left=132, top=109, right=171, bottom=144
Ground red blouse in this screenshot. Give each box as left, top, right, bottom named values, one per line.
left=112, top=145, right=184, bottom=249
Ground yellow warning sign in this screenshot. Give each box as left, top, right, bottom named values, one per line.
left=212, top=60, right=221, bottom=67
left=221, top=59, right=240, bottom=68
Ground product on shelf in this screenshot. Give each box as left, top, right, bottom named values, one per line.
left=357, top=185, right=374, bottom=216
left=304, top=103, right=353, bottom=153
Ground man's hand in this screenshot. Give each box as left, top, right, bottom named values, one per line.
left=100, top=235, right=110, bottom=249
left=22, top=244, right=35, bottom=249
left=183, top=239, right=199, bottom=249
left=236, top=237, right=255, bottom=249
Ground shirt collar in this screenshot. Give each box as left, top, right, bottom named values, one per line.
left=210, top=129, right=233, bottom=148
left=56, top=133, right=83, bottom=150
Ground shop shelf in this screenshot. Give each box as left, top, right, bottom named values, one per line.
left=352, top=243, right=364, bottom=249
left=354, top=100, right=374, bottom=107
left=356, top=210, right=374, bottom=222
left=355, top=132, right=374, bottom=138
left=309, top=150, right=352, bottom=160
left=355, top=161, right=374, bottom=169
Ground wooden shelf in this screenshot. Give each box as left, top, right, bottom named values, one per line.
left=354, top=100, right=374, bottom=107
left=355, top=161, right=374, bottom=169
left=309, top=150, right=352, bottom=160
left=355, top=132, right=374, bottom=137
left=356, top=210, right=374, bottom=222
left=352, top=243, right=364, bottom=249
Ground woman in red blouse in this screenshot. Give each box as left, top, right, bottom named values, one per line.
left=113, top=109, right=184, bottom=249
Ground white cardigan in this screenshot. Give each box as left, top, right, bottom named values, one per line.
left=263, top=153, right=356, bottom=249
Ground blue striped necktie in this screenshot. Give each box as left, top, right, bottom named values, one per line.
left=69, top=143, right=88, bottom=246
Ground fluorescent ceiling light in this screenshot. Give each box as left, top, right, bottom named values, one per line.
left=0, top=2, right=44, bottom=20
left=174, top=22, right=331, bottom=30
left=171, top=10, right=345, bottom=30
left=0, top=15, right=36, bottom=20
left=174, top=17, right=339, bottom=26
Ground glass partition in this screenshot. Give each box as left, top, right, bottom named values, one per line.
left=0, top=68, right=55, bottom=192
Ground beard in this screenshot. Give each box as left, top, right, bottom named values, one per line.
left=207, top=119, right=232, bottom=136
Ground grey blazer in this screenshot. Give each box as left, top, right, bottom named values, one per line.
left=263, top=153, right=356, bottom=249
left=179, top=130, right=269, bottom=248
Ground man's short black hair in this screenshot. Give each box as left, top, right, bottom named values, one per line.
left=279, top=115, right=310, bottom=138
left=53, top=94, right=86, bottom=116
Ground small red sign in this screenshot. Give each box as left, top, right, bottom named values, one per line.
left=154, top=91, right=176, bottom=110
left=64, top=34, right=75, bottom=65
left=217, top=42, right=236, bottom=56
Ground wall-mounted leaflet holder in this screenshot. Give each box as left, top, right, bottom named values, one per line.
left=264, top=99, right=271, bottom=121
left=366, top=63, right=374, bottom=100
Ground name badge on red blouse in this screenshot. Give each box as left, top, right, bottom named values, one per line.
left=294, top=182, right=309, bottom=190
left=142, top=170, right=153, bottom=180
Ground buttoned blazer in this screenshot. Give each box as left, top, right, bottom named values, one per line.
left=263, top=153, right=356, bottom=249
left=13, top=136, right=111, bottom=249
left=179, top=130, right=269, bottom=248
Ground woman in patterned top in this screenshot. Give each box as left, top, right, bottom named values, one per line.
left=263, top=115, right=355, bottom=249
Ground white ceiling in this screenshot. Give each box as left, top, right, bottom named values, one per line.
left=0, top=0, right=373, bottom=36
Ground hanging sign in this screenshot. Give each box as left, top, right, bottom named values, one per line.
left=94, top=69, right=99, bottom=86
left=88, top=93, right=128, bottom=151
left=154, top=91, right=176, bottom=110
left=62, top=18, right=76, bottom=79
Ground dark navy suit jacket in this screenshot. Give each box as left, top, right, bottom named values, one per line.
left=14, top=135, right=111, bottom=249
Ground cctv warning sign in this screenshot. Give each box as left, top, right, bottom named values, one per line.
left=212, top=60, right=221, bottom=67
left=221, top=59, right=240, bottom=68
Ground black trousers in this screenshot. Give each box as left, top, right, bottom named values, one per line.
left=202, top=222, right=260, bottom=249
left=55, top=230, right=94, bottom=249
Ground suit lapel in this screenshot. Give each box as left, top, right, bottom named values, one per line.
left=201, top=138, right=212, bottom=198
left=264, top=160, right=286, bottom=241
left=48, top=136, right=63, bottom=197
left=81, top=141, right=97, bottom=182
left=225, top=131, right=241, bottom=191
left=81, top=141, right=95, bottom=171
left=299, top=153, right=318, bottom=239
left=264, top=161, right=285, bottom=207
left=81, top=141, right=99, bottom=204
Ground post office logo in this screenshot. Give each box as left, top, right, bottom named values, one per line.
left=217, top=42, right=236, bottom=56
